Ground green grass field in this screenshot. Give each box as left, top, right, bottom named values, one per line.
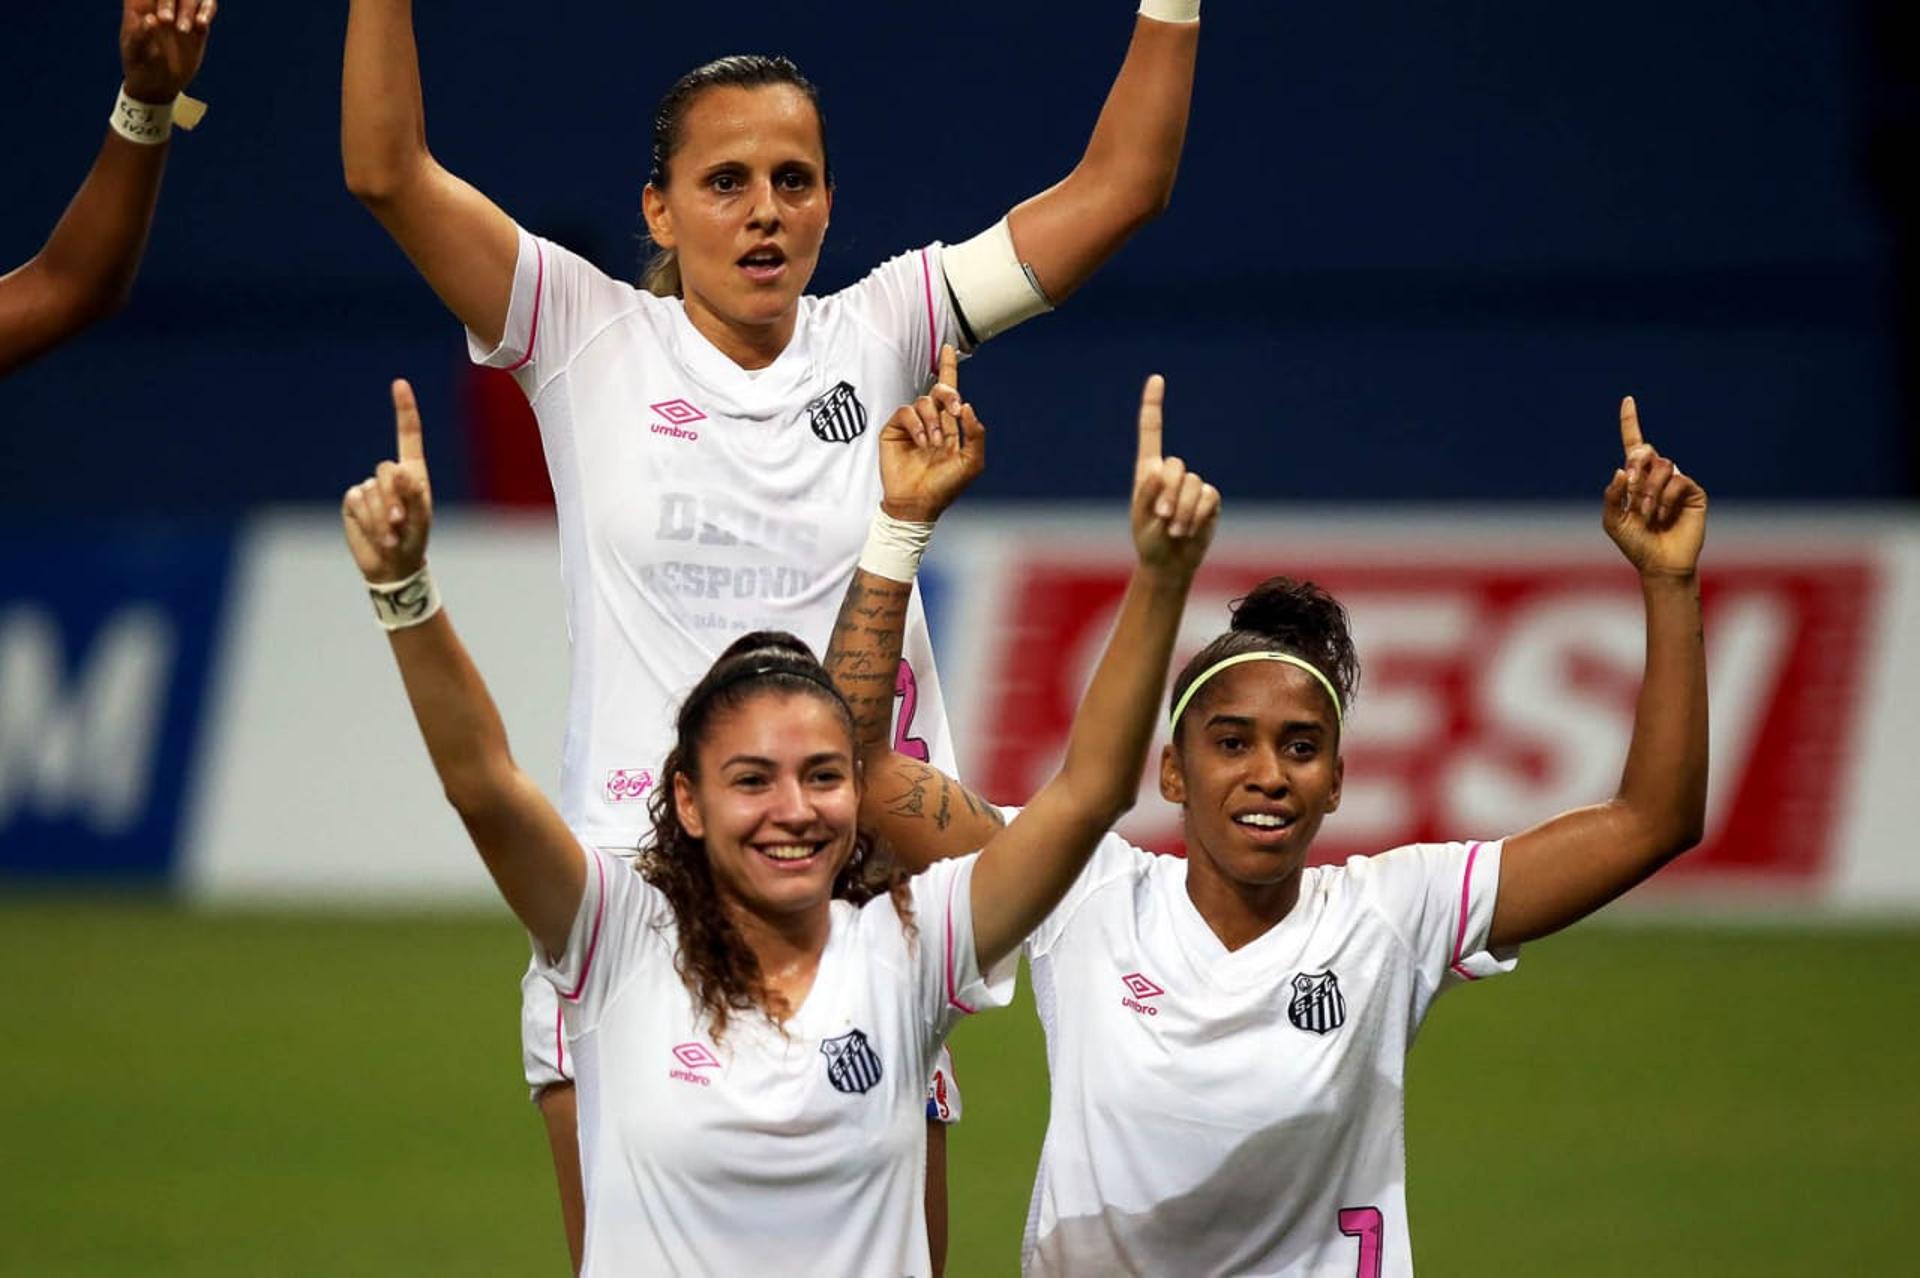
left=1, top=903, right=1912, bottom=1275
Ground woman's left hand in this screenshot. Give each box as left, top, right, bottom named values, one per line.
left=1602, top=397, right=1707, bottom=579
left=1131, top=374, right=1219, bottom=576
left=878, top=344, right=986, bottom=523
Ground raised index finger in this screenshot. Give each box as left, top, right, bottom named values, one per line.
left=1619, top=395, right=1644, bottom=457
left=937, top=343, right=959, bottom=396
left=1137, top=374, right=1165, bottom=467
left=393, top=378, right=425, bottom=464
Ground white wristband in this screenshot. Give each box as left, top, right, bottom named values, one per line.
left=1139, top=0, right=1201, bottom=23
left=858, top=510, right=935, bottom=584
left=367, top=563, right=443, bottom=631
left=110, top=86, right=173, bottom=145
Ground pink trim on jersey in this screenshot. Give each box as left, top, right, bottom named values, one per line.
left=944, top=872, right=978, bottom=1015
left=555, top=1005, right=569, bottom=1078
left=503, top=237, right=546, bottom=374
left=918, top=248, right=938, bottom=374
left=562, top=848, right=607, bottom=1003
left=1448, top=841, right=1486, bottom=981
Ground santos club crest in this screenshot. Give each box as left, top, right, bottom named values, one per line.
left=806, top=381, right=868, bottom=444
left=820, top=1028, right=883, bottom=1095
left=1287, top=971, right=1347, bottom=1035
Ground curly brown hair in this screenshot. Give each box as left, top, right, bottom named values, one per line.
left=638, top=631, right=912, bottom=1043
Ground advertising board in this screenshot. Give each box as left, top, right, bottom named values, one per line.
left=933, top=511, right=1919, bottom=912
left=5, top=509, right=1908, bottom=913
left=0, top=527, right=232, bottom=881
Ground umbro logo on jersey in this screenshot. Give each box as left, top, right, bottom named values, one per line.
left=1121, top=971, right=1165, bottom=1017
left=805, top=381, right=868, bottom=444
left=1288, top=971, right=1348, bottom=1035
left=820, top=1028, right=883, bottom=1095
left=669, top=1041, right=720, bottom=1087
left=650, top=398, right=705, bottom=442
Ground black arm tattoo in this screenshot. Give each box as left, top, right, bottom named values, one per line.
left=956, top=781, right=1007, bottom=830
left=827, top=570, right=1007, bottom=845
left=824, top=569, right=914, bottom=753
left=884, top=764, right=1007, bottom=837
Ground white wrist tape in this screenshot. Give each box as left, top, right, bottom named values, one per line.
left=367, top=563, right=443, bottom=631
left=111, top=86, right=173, bottom=145
left=858, top=511, right=935, bottom=584
left=939, top=218, right=1053, bottom=344
left=109, top=86, right=208, bottom=145
left=1139, top=0, right=1201, bottom=22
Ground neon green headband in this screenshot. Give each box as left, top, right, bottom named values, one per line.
left=1168, top=652, right=1345, bottom=734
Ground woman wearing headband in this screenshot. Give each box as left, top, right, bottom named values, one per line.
left=828, top=395, right=1708, bottom=1275
left=339, top=374, right=1218, bottom=1275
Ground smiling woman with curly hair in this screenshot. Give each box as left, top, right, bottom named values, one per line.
left=339, top=374, right=1217, bottom=1275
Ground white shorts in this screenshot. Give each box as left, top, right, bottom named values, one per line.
left=520, top=921, right=966, bottom=1124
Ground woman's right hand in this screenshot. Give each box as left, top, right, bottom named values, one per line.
left=878, top=344, right=986, bottom=523
left=342, top=379, right=434, bottom=583
left=121, top=0, right=216, bottom=105
left=1131, top=375, right=1219, bottom=575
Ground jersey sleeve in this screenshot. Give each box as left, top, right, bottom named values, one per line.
left=908, top=852, right=1018, bottom=1038
left=925, top=1042, right=964, bottom=1125
left=1353, top=840, right=1518, bottom=1017
left=1021, top=821, right=1149, bottom=961
left=835, top=245, right=965, bottom=384
left=534, top=843, right=669, bottom=1032
left=466, top=225, right=640, bottom=389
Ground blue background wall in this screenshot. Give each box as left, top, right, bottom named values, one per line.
left=2, top=1, right=1912, bottom=508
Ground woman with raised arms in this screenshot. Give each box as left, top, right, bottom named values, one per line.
left=341, top=3, right=1203, bottom=1256
left=339, top=374, right=1218, bottom=1276
left=827, top=392, right=1709, bottom=1276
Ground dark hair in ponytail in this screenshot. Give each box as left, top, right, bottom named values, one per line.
left=639, top=631, right=907, bottom=1042
left=1167, top=578, right=1360, bottom=742
left=640, top=55, right=832, bottom=298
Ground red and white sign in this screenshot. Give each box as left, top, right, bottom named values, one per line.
left=184, top=511, right=1920, bottom=914
left=947, top=519, right=1882, bottom=897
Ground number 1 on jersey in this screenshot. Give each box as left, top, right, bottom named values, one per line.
left=1338, top=1207, right=1383, bottom=1278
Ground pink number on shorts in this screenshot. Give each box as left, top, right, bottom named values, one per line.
left=893, top=660, right=930, bottom=761
left=1338, top=1207, right=1383, bottom=1278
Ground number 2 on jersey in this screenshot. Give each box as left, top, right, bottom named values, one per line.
left=1339, top=1207, right=1383, bottom=1278
left=893, top=660, right=930, bottom=762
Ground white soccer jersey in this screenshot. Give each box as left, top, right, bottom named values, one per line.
left=521, top=904, right=970, bottom=1123
left=471, top=228, right=966, bottom=848
left=541, top=845, right=1014, bottom=1277
left=1021, top=829, right=1515, bottom=1277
